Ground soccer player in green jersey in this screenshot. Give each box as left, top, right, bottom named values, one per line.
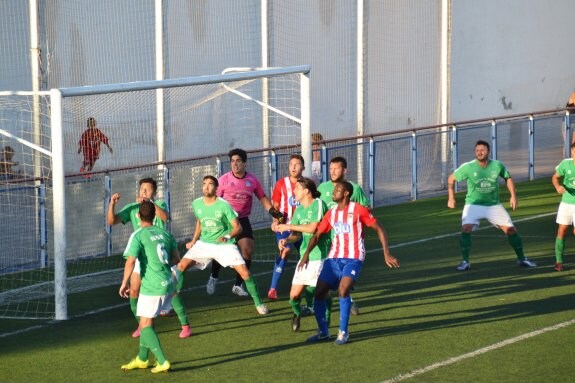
left=551, top=142, right=575, bottom=271
left=119, top=200, right=175, bottom=373
left=447, top=140, right=537, bottom=271
left=108, top=178, right=191, bottom=338
left=276, top=177, right=332, bottom=331
left=317, top=156, right=370, bottom=210
left=317, top=156, right=368, bottom=315
left=177, top=175, right=269, bottom=315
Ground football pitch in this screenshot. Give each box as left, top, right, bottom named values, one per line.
left=1, top=178, right=574, bottom=382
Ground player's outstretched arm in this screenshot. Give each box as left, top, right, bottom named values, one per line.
left=447, top=173, right=456, bottom=209
left=370, top=221, right=399, bottom=268
left=120, top=256, right=136, bottom=297
left=277, top=221, right=319, bottom=234
left=505, top=177, right=517, bottom=210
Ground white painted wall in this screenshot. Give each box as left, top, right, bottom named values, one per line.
left=450, top=0, right=575, bottom=121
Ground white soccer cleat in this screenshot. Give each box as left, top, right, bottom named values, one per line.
left=231, top=284, right=249, bottom=297
left=335, top=330, right=349, bottom=345
left=256, top=304, right=269, bottom=315
left=456, top=260, right=470, bottom=271
left=517, top=258, right=537, bottom=267
left=206, top=276, right=218, bottom=295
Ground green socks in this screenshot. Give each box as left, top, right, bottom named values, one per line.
left=171, top=294, right=189, bottom=326
left=555, top=237, right=565, bottom=263
left=507, top=233, right=525, bottom=261
left=460, top=232, right=471, bottom=262
left=304, top=286, right=315, bottom=308
left=140, top=326, right=166, bottom=365
left=289, top=298, right=302, bottom=316
left=129, top=297, right=139, bottom=323
left=244, top=277, right=262, bottom=306
left=171, top=269, right=189, bottom=326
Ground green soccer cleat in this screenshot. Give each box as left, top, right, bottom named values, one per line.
left=121, top=357, right=149, bottom=371
left=151, top=360, right=171, bottom=373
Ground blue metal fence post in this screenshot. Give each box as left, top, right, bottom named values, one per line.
left=411, top=132, right=417, bottom=200
left=38, top=180, right=47, bottom=268
left=491, top=120, right=497, bottom=160
left=565, top=111, right=571, bottom=158
left=368, top=137, right=375, bottom=208
left=529, top=115, right=535, bottom=180
left=321, top=144, right=327, bottom=183
left=104, top=175, right=112, bottom=257
left=216, top=157, right=222, bottom=177
left=451, top=125, right=458, bottom=192
left=163, top=167, right=171, bottom=232
left=270, top=150, right=278, bottom=192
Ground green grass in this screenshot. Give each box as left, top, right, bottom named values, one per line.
left=1, top=178, right=575, bottom=382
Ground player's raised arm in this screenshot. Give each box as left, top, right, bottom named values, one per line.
left=154, top=203, right=169, bottom=223
left=107, top=192, right=123, bottom=225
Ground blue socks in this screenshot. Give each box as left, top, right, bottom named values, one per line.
left=270, top=256, right=287, bottom=290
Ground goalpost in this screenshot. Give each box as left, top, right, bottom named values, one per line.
left=0, top=66, right=310, bottom=320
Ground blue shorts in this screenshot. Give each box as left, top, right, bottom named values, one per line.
left=275, top=230, right=302, bottom=253
left=318, top=258, right=364, bottom=290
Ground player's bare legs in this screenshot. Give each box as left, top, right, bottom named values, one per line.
left=129, top=272, right=141, bottom=337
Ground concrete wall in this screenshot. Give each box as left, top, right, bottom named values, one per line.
left=450, top=0, right=575, bottom=121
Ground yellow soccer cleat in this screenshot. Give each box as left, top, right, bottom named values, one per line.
left=151, top=360, right=171, bottom=373
left=121, top=357, right=149, bottom=371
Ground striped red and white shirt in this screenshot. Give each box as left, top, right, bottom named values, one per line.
left=271, top=176, right=300, bottom=223
left=317, top=202, right=376, bottom=261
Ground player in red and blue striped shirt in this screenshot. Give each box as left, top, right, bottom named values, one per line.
left=267, top=154, right=305, bottom=300
left=301, top=181, right=400, bottom=345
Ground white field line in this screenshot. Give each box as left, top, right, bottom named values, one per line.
left=380, top=318, right=575, bottom=383
left=0, top=211, right=556, bottom=339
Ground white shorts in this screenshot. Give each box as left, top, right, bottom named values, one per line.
left=292, top=259, right=325, bottom=287
left=136, top=293, right=173, bottom=318
left=556, top=202, right=575, bottom=226
left=461, top=204, right=514, bottom=228
left=183, top=240, right=245, bottom=270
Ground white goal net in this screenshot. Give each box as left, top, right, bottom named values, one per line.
left=1, top=66, right=310, bottom=320
left=0, top=91, right=55, bottom=319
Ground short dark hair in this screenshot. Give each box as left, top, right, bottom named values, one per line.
left=139, top=177, right=158, bottom=193
left=311, top=132, right=324, bottom=142
left=228, top=148, right=247, bottom=162
left=337, top=180, right=354, bottom=197
left=138, top=199, right=156, bottom=223
left=297, top=177, right=320, bottom=199
left=475, top=140, right=490, bottom=151
left=203, top=175, right=219, bottom=187
left=330, top=156, right=347, bottom=169
left=87, top=117, right=96, bottom=127
left=289, top=154, right=305, bottom=167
